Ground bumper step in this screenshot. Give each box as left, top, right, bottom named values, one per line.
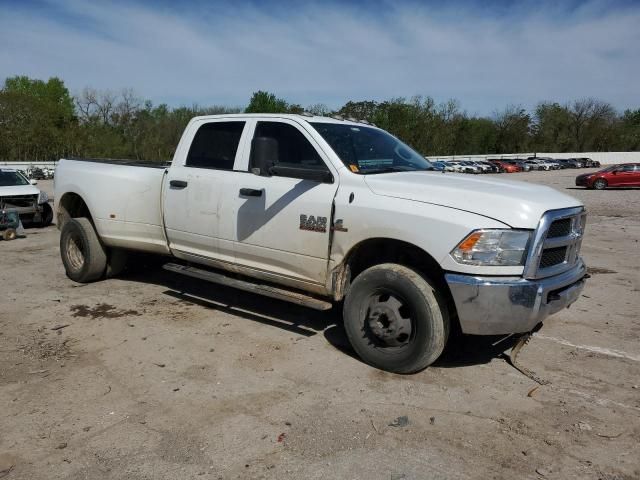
left=163, top=263, right=333, bottom=311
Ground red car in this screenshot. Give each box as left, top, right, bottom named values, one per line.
left=575, top=163, right=640, bottom=190
left=488, top=159, right=521, bottom=173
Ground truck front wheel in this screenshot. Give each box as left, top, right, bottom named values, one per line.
left=343, top=263, right=449, bottom=373
left=60, top=217, right=107, bottom=283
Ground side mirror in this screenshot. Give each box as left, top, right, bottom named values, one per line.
left=251, top=137, right=278, bottom=176
left=270, top=165, right=333, bottom=183
left=30, top=179, right=38, bottom=185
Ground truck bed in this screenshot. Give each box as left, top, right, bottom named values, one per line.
left=66, top=157, right=170, bottom=169
left=55, top=158, right=170, bottom=254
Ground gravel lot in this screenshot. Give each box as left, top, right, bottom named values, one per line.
left=1, top=170, right=639, bottom=480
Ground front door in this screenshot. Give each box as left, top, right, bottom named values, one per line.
left=233, top=119, right=339, bottom=286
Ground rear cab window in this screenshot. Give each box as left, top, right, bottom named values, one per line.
left=186, top=121, right=246, bottom=170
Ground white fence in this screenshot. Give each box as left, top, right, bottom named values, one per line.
left=427, top=152, right=640, bottom=165
left=1, top=161, right=58, bottom=170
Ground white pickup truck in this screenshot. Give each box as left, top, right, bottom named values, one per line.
left=54, top=114, right=588, bottom=373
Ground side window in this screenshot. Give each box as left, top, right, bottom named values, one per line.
left=186, top=122, right=245, bottom=170
left=251, top=122, right=327, bottom=171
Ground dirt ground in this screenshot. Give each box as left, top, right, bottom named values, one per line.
left=1, top=170, right=638, bottom=480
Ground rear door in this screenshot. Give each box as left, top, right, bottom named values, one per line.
left=163, top=119, right=248, bottom=262
left=232, top=119, right=339, bottom=287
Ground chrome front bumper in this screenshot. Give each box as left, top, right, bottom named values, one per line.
left=445, top=259, right=587, bottom=335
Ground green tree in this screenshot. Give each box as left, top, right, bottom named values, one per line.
left=245, top=91, right=289, bottom=113
left=338, top=100, right=379, bottom=121
left=567, top=98, right=617, bottom=151
left=0, top=76, right=77, bottom=161
left=493, top=105, right=531, bottom=153
left=4, top=75, right=75, bottom=123
left=618, top=109, right=640, bottom=150
left=306, top=103, right=331, bottom=116
left=533, top=102, right=572, bottom=152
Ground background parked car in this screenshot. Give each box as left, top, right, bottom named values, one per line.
left=557, top=158, right=583, bottom=169
left=527, top=158, right=560, bottom=170
left=506, top=159, right=530, bottom=172
left=468, top=161, right=493, bottom=173
left=577, top=157, right=600, bottom=168
left=575, top=163, right=640, bottom=190
left=0, top=168, right=53, bottom=226
left=458, top=161, right=483, bottom=174
left=447, top=161, right=480, bottom=174
left=23, top=166, right=55, bottom=180
left=477, top=160, right=500, bottom=173
left=430, top=161, right=448, bottom=172
left=488, top=159, right=519, bottom=173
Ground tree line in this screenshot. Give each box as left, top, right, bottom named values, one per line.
left=0, top=76, right=638, bottom=162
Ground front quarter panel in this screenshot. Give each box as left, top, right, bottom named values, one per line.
left=330, top=176, right=526, bottom=277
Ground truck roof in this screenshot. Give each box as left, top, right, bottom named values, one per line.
left=190, top=113, right=378, bottom=127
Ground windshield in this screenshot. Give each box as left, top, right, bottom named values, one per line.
left=0, top=170, right=30, bottom=187
left=310, top=123, right=432, bottom=174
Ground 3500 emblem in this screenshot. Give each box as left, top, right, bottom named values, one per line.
left=299, top=215, right=327, bottom=233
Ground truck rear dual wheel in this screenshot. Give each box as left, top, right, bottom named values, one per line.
left=343, top=263, right=449, bottom=374
left=60, top=217, right=107, bottom=283
left=106, top=248, right=128, bottom=278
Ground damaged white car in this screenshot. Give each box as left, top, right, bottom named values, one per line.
left=0, top=168, right=53, bottom=227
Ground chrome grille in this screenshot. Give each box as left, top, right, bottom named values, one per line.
left=524, top=207, right=586, bottom=279
left=547, top=218, right=571, bottom=238
left=539, top=246, right=567, bottom=268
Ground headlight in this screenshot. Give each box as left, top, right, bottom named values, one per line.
left=38, top=190, right=48, bottom=204
left=451, top=229, right=532, bottom=266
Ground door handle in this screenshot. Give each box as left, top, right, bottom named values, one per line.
left=170, top=180, right=188, bottom=189
left=239, top=188, right=263, bottom=197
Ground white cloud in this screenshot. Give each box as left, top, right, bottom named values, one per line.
left=0, top=0, right=638, bottom=114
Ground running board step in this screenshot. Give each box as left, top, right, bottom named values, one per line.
left=163, top=263, right=333, bottom=311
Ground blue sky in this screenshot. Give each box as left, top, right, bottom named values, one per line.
left=0, top=0, right=638, bottom=115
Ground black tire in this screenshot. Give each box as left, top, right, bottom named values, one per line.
left=106, top=248, right=128, bottom=278
left=39, top=202, right=53, bottom=227
left=343, top=263, right=449, bottom=373
left=593, top=178, right=607, bottom=190
left=60, top=218, right=107, bottom=283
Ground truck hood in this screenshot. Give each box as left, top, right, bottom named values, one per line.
left=364, top=171, right=583, bottom=228
left=0, top=185, right=40, bottom=197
